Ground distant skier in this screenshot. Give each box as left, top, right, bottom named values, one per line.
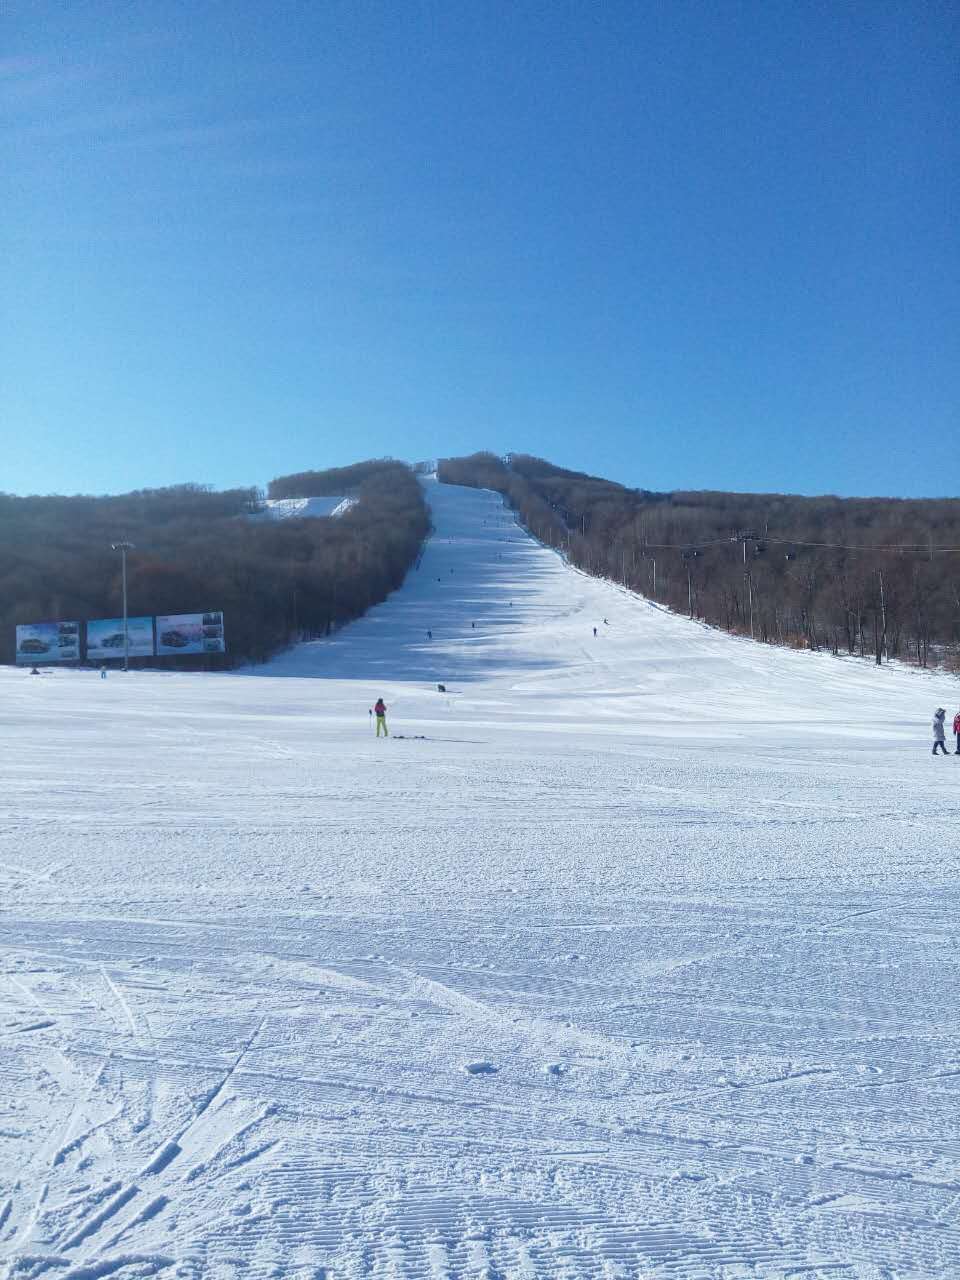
left=374, top=698, right=388, bottom=738
left=427, top=629, right=432, bottom=640
left=100, top=664, right=107, bottom=679
left=954, top=709, right=960, bottom=754
left=593, top=626, right=597, bottom=638
left=933, top=708, right=948, bottom=755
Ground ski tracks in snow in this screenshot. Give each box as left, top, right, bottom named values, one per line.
left=0, top=953, right=286, bottom=1278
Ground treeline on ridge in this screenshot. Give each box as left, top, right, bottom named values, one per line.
left=438, top=453, right=960, bottom=669
left=0, top=460, right=429, bottom=666
left=267, top=459, right=403, bottom=500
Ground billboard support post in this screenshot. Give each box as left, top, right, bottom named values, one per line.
left=111, top=541, right=134, bottom=671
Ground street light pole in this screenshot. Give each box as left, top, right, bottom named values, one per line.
left=111, top=541, right=134, bottom=671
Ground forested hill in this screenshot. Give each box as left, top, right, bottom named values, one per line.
left=267, top=460, right=408, bottom=500
left=439, top=454, right=960, bottom=670
left=0, top=459, right=428, bottom=666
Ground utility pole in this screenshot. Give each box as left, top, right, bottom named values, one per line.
left=736, top=531, right=758, bottom=640
left=747, top=572, right=755, bottom=641
left=111, top=540, right=134, bottom=671
left=682, top=549, right=698, bottom=619
left=878, top=568, right=887, bottom=664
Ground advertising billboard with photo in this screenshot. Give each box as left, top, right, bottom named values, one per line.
left=16, top=621, right=81, bottom=664
left=87, top=616, right=155, bottom=661
left=156, top=612, right=226, bottom=656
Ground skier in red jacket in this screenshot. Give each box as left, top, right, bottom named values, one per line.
left=953, top=710, right=960, bottom=755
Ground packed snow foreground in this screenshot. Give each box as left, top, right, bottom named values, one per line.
left=3, top=476, right=959, bottom=1280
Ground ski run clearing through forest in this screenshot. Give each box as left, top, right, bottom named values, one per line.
left=251, top=496, right=357, bottom=522
left=2, top=475, right=959, bottom=1280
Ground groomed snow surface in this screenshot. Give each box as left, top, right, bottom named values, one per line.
left=2, top=476, right=959, bottom=1280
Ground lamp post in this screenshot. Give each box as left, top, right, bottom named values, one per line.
left=111, top=541, right=134, bottom=671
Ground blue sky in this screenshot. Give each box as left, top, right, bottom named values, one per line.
left=2, top=1, right=957, bottom=498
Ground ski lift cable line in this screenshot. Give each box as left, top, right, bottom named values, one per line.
left=762, top=535, right=960, bottom=553
left=625, top=536, right=737, bottom=550
left=628, top=534, right=960, bottom=554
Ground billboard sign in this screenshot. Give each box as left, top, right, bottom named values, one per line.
left=87, top=616, right=155, bottom=661
left=16, top=621, right=81, bottom=664
left=156, top=611, right=226, bottom=656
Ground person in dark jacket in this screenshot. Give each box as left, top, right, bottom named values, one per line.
left=374, top=698, right=388, bottom=737
left=933, top=708, right=948, bottom=755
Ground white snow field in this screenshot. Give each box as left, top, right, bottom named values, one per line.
left=2, top=476, right=960, bottom=1280
left=251, top=497, right=357, bottom=521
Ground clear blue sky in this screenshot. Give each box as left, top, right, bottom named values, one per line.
left=2, top=1, right=957, bottom=499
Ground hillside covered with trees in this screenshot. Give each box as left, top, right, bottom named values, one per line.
left=0, top=459, right=429, bottom=666
left=439, top=453, right=960, bottom=670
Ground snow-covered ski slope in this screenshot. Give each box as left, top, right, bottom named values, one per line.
left=2, top=476, right=959, bottom=1280
left=251, top=495, right=357, bottom=521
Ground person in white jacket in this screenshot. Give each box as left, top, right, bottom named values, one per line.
left=933, top=708, right=948, bottom=756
